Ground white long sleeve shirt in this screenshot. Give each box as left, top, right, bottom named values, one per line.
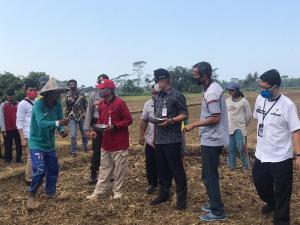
left=16, top=99, right=35, bottom=138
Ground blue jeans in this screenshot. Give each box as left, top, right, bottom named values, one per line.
left=201, top=145, right=225, bottom=216
left=69, top=118, right=88, bottom=153
left=227, top=129, right=249, bottom=169
left=29, top=150, right=59, bottom=197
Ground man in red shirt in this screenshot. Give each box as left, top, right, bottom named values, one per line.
left=0, top=89, right=22, bottom=163
left=87, top=79, right=133, bottom=200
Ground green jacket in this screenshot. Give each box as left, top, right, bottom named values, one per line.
left=29, top=98, right=64, bottom=152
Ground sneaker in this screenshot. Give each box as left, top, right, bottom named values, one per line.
left=261, top=204, right=274, bottom=215
left=175, top=201, right=187, bottom=210
left=150, top=195, right=169, bottom=205
left=71, top=153, right=77, bottom=158
left=86, top=193, right=102, bottom=200
left=145, top=185, right=157, bottom=194
left=200, top=212, right=227, bottom=222
left=113, top=193, right=123, bottom=200
left=201, top=203, right=211, bottom=212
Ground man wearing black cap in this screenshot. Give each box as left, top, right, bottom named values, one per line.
left=150, top=68, right=188, bottom=210
left=252, top=69, right=300, bottom=225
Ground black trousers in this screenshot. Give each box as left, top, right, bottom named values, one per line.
left=4, top=129, right=22, bottom=162
left=145, top=143, right=158, bottom=186
left=155, top=143, right=187, bottom=203
left=252, top=158, right=293, bottom=225
left=90, top=131, right=102, bottom=180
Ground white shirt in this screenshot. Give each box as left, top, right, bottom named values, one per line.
left=16, top=99, right=35, bottom=138
left=253, top=94, right=300, bottom=162
left=226, top=97, right=252, bottom=136
left=141, top=99, right=155, bottom=147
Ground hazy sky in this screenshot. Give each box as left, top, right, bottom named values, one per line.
left=0, top=0, right=299, bottom=86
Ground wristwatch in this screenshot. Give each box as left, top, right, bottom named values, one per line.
left=296, top=153, right=300, bottom=157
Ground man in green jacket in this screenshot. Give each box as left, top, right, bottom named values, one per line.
left=27, top=77, right=69, bottom=208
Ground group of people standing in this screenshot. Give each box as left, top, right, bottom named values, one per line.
left=138, top=62, right=300, bottom=225
left=1, top=61, right=299, bottom=225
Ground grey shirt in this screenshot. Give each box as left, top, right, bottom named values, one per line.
left=154, top=87, right=188, bottom=145
left=200, top=82, right=229, bottom=147
left=83, top=90, right=102, bottom=130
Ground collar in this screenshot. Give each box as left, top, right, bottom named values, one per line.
left=268, top=94, right=281, bottom=102
left=203, top=80, right=214, bottom=92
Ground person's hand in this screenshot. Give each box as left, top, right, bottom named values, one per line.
left=21, top=138, right=27, bottom=147
left=2, top=131, right=6, bottom=136
left=295, top=157, right=300, bottom=171
left=183, top=124, right=195, bottom=132
left=90, top=131, right=97, bottom=139
left=139, top=136, right=145, bottom=146
left=59, top=130, right=68, bottom=138
left=157, top=118, right=171, bottom=127
left=85, top=130, right=91, bottom=139
left=104, top=125, right=115, bottom=132
left=58, top=118, right=69, bottom=126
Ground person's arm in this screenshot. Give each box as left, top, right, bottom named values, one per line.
left=139, top=120, right=148, bottom=146
left=244, top=99, right=252, bottom=126
left=292, top=130, right=300, bottom=170
left=184, top=93, right=221, bottom=132
left=64, top=94, right=72, bottom=118
left=112, top=101, right=133, bottom=128
left=16, top=102, right=26, bottom=146
left=83, top=93, right=94, bottom=131
left=0, top=103, right=6, bottom=133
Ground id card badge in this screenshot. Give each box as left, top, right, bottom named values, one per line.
left=162, top=107, right=167, bottom=117
left=258, top=123, right=264, bottom=137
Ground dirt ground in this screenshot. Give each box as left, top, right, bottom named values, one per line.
left=0, top=90, right=300, bottom=225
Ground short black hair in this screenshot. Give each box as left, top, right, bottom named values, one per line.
left=6, top=89, right=15, bottom=96
left=24, top=80, right=38, bottom=90
left=192, top=61, right=212, bottom=77
left=260, top=69, right=281, bottom=87
left=68, top=79, right=77, bottom=85
left=98, top=74, right=109, bottom=80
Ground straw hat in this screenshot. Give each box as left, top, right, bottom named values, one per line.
left=39, top=77, right=70, bottom=96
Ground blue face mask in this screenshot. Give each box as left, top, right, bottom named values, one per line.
left=260, top=89, right=271, bottom=98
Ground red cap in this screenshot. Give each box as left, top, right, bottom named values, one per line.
left=96, top=79, right=116, bottom=89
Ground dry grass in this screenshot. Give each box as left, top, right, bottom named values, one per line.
left=0, top=90, right=300, bottom=225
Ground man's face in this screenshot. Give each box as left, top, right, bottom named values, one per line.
left=69, top=82, right=77, bottom=90
left=258, top=80, right=272, bottom=90
left=157, top=79, right=168, bottom=91
left=6, top=95, right=14, bottom=102
left=151, top=88, right=157, bottom=99
left=192, top=67, right=201, bottom=79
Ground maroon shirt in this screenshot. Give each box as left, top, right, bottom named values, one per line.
left=97, top=96, right=133, bottom=151
left=4, top=102, right=18, bottom=131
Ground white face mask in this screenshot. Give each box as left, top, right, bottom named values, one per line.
left=154, top=83, right=161, bottom=92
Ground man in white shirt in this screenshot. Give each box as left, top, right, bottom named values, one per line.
left=17, top=80, right=38, bottom=185
left=139, top=85, right=158, bottom=194
left=253, top=69, right=300, bottom=225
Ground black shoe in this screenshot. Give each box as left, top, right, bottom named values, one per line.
left=261, top=204, right=274, bottom=215
left=16, top=160, right=24, bottom=163
left=71, top=153, right=77, bottom=158
left=150, top=196, right=169, bottom=205
left=175, top=201, right=187, bottom=210
left=145, top=185, right=157, bottom=194
left=88, top=179, right=97, bottom=185
left=25, top=180, right=32, bottom=187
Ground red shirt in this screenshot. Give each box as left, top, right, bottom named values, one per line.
left=4, top=102, right=18, bottom=131
left=98, top=96, right=133, bottom=151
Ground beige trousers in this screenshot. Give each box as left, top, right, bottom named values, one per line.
left=25, top=139, right=32, bottom=182
left=94, top=149, right=128, bottom=195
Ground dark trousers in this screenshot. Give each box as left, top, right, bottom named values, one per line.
left=4, top=129, right=22, bottom=162
left=145, top=143, right=158, bottom=186
left=155, top=143, right=187, bottom=203
left=90, top=131, right=102, bottom=180
left=201, top=145, right=225, bottom=216
left=252, top=158, right=293, bottom=225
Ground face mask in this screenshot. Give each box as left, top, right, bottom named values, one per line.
left=154, top=83, right=161, bottom=92
left=27, top=90, right=38, bottom=99
left=99, top=89, right=110, bottom=98
left=260, top=86, right=275, bottom=99
left=193, top=77, right=203, bottom=86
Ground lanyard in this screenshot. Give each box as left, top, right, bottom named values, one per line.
left=262, top=95, right=281, bottom=122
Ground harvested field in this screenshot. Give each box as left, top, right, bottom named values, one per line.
left=0, top=91, right=300, bottom=225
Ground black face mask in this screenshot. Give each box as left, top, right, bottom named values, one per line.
left=193, top=77, right=203, bottom=86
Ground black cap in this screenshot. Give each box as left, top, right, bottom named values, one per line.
left=154, top=68, right=170, bottom=82
left=259, top=69, right=281, bottom=87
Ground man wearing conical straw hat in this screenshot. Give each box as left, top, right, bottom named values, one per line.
left=27, top=77, right=69, bottom=209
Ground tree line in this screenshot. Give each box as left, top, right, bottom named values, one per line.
left=1, top=63, right=300, bottom=101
